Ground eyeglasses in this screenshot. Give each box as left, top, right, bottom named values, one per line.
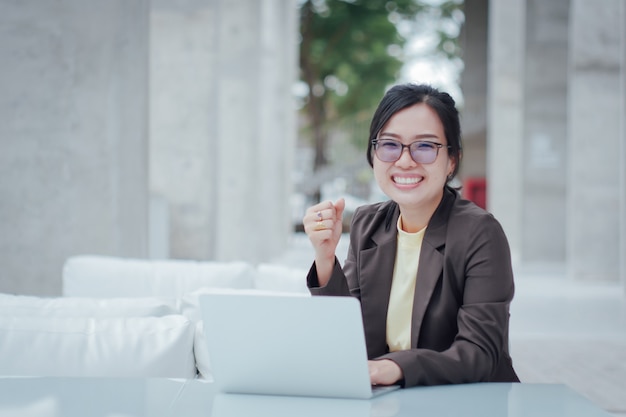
left=372, top=138, right=450, bottom=164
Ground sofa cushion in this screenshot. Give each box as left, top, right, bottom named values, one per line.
left=0, top=293, right=178, bottom=318
left=62, top=255, right=256, bottom=298
left=254, top=263, right=309, bottom=294
left=0, top=315, right=196, bottom=378
left=193, top=320, right=212, bottom=381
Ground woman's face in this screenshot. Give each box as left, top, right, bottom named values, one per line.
left=373, top=103, right=455, bottom=215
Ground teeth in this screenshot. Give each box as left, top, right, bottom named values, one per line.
left=393, top=176, right=420, bottom=185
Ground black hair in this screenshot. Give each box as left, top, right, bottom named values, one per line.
left=366, top=83, right=462, bottom=182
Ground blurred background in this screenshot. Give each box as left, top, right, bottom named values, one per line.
left=0, top=1, right=625, bottom=414
left=0, top=0, right=624, bottom=297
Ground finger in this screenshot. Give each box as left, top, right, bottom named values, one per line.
left=313, top=219, right=328, bottom=231
left=305, top=217, right=334, bottom=233
left=315, top=200, right=334, bottom=212
left=334, top=198, right=346, bottom=221
left=305, top=201, right=332, bottom=221
left=368, top=361, right=379, bottom=384
left=334, top=197, right=345, bottom=210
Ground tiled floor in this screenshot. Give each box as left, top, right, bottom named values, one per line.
left=273, top=234, right=626, bottom=416
left=510, top=274, right=626, bottom=417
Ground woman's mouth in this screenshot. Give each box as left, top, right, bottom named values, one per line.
left=392, top=176, right=423, bottom=185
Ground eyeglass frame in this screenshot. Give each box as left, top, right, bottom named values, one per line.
left=371, top=138, right=451, bottom=165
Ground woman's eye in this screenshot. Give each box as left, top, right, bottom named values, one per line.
left=380, top=141, right=400, bottom=149
left=414, top=142, right=435, bottom=151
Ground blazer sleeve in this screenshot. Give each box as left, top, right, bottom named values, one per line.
left=306, top=257, right=351, bottom=296
left=378, top=214, right=517, bottom=386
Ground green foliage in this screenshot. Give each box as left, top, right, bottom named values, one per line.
left=300, top=0, right=422, bottom=123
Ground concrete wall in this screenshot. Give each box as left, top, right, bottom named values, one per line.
left=0, top=1, right=150, bottom=296
left=0, top=0, right=298, bottom=295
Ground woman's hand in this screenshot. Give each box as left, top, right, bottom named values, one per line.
left=368, top=359, right=403, bottom=386
left=303, top=198, right=345, bottom=286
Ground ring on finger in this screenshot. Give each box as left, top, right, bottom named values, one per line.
left=316, top=211, right=323, bottom=220
left=314, top=220, right=325, bottom=231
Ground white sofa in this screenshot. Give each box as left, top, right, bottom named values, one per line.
left=0, top=255, right=310, bottom=379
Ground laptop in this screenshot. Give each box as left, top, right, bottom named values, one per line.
left=199, top=292, right=400, bottom=399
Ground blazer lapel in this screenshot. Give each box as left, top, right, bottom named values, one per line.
left=358, top=204, right=398, bottom=358
left=410, top=189, right=455, bottom=348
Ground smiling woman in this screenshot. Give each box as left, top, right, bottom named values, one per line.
left=371, top=103, right=455, bottom=232
left=301, top=83, right=519, bottom=388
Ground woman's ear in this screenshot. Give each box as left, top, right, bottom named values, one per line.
left=447, top=157, right=457, bottom=179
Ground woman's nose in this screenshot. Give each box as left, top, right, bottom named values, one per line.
left=395, top=147, right=417, bottom=167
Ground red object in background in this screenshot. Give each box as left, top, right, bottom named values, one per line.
left=463, top=177, right=487, bottom=210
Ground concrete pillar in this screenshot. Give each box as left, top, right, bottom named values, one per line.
left=619, top=5, right=626, bottom=296
left=150, top=0, right=297, bottom=263
left=0, top=1, right=150, bottom=295
left=150, top=0, right=216, bottom=259
left=487, top=0, right=526, bottom=266
left=567, top=0, right=625, bottom=282
left=212, top=0, right=297, bottom=263
left=522, top=0, right=569, bottom=267
left=459, top=0, right=488, bottom=180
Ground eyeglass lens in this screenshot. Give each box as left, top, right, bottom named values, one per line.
left=375, top=139, right=440, bottom=164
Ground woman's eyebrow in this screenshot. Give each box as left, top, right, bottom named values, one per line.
left=378, top=132, right=440, bottom=140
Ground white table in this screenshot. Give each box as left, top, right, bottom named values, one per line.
left=0, top=378, right=612, bottom=417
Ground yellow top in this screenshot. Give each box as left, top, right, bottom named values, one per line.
left=386, top=215, right=426, bottom=352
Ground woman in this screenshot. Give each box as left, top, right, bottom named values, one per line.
left=303, top=83, right=519, bottom=388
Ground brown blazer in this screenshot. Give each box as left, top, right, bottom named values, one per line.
left=308, top=186, right=519, bottom=387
